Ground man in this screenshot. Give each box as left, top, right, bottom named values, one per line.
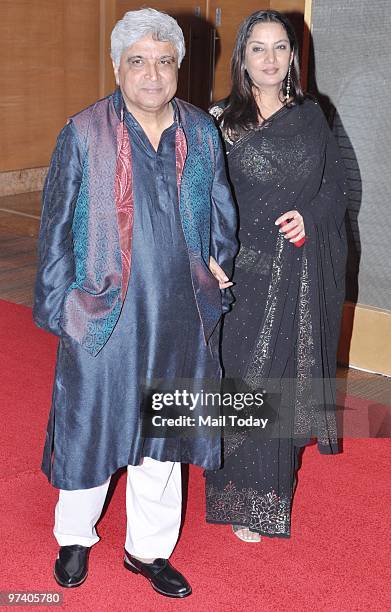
left=33, top=8, right=237, bottom=599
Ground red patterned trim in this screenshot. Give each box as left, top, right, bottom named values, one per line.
left=115, top=123, right=187, bottom=300
left=175, top=127, right=187, bottom=199
left=115, top=122, right=134, bottom=301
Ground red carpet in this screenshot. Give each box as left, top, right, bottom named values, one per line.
left=0, top=299, right=390, bottom=611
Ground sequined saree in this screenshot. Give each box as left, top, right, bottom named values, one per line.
left=205, top=99, right=347, bottom=537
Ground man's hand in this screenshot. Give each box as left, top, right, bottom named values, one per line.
left=209, top=256, right=234, bottom=289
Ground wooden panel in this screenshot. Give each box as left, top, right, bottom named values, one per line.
left=0, top=0, right=64, bottom=171
left=99, top=0, right=117, bottom=97
left=0, top=0, right=100, bottom=172
left=269, top=0, right=305, bottom=39
left=301, top=0, right=312, bottom=88
left=269, top=0, right=305, bottom=13
left=207, top=0, right=270, bottom=102
left=269, top=0, right=310, bottom=85
left=117, top=0, right=203, bottom=18
left=0, top=0, right=312, bottom=172
left=64, top=1, right=101, bottom=116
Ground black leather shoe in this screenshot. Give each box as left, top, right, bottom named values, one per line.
left=54, top=545, right=90, bottom=588
left=124, top=551, right=192, bottom=598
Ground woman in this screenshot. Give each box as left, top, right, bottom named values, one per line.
left=206, top=10, right=347, bottom=542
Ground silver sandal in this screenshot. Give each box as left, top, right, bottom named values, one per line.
left=232, top=524, right=261, bottom=542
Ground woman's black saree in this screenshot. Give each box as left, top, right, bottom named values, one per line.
left=205, top=98, right=348, bottom=537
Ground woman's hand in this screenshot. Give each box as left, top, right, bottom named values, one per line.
left=209, top=256, right=234, bottom=289
left=275, top=210, right=305, bottom=243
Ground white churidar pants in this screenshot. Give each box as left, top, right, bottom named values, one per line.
left=53, top=458, right=182, bottom=559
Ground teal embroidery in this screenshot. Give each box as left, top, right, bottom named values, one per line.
left=180, top=118, right=217, bottom=262
left=72, top=155, right=90, bottom=285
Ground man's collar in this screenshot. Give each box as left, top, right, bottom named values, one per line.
left=171, top=98, right=181, bottom=126
left=113, top=87, right=125, bottom=121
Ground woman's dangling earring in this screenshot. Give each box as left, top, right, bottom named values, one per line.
left=285, top=64, right=292, bottom=101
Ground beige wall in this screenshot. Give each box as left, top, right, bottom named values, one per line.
left=338, top=304, right=391, bottom=377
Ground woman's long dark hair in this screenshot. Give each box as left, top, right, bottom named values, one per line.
left=220, top=10, right=304, bottom=137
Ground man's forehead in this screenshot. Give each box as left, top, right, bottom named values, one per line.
left=122, top=35, right=177, bottom=59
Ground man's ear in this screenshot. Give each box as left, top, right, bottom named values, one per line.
left=112, top=59, right=120, bottom=86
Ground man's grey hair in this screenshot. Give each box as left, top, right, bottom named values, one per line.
left=111, top=8, right=186, bottom=67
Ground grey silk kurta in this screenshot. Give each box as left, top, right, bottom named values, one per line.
left=39, top=101, right=233, bottom=490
